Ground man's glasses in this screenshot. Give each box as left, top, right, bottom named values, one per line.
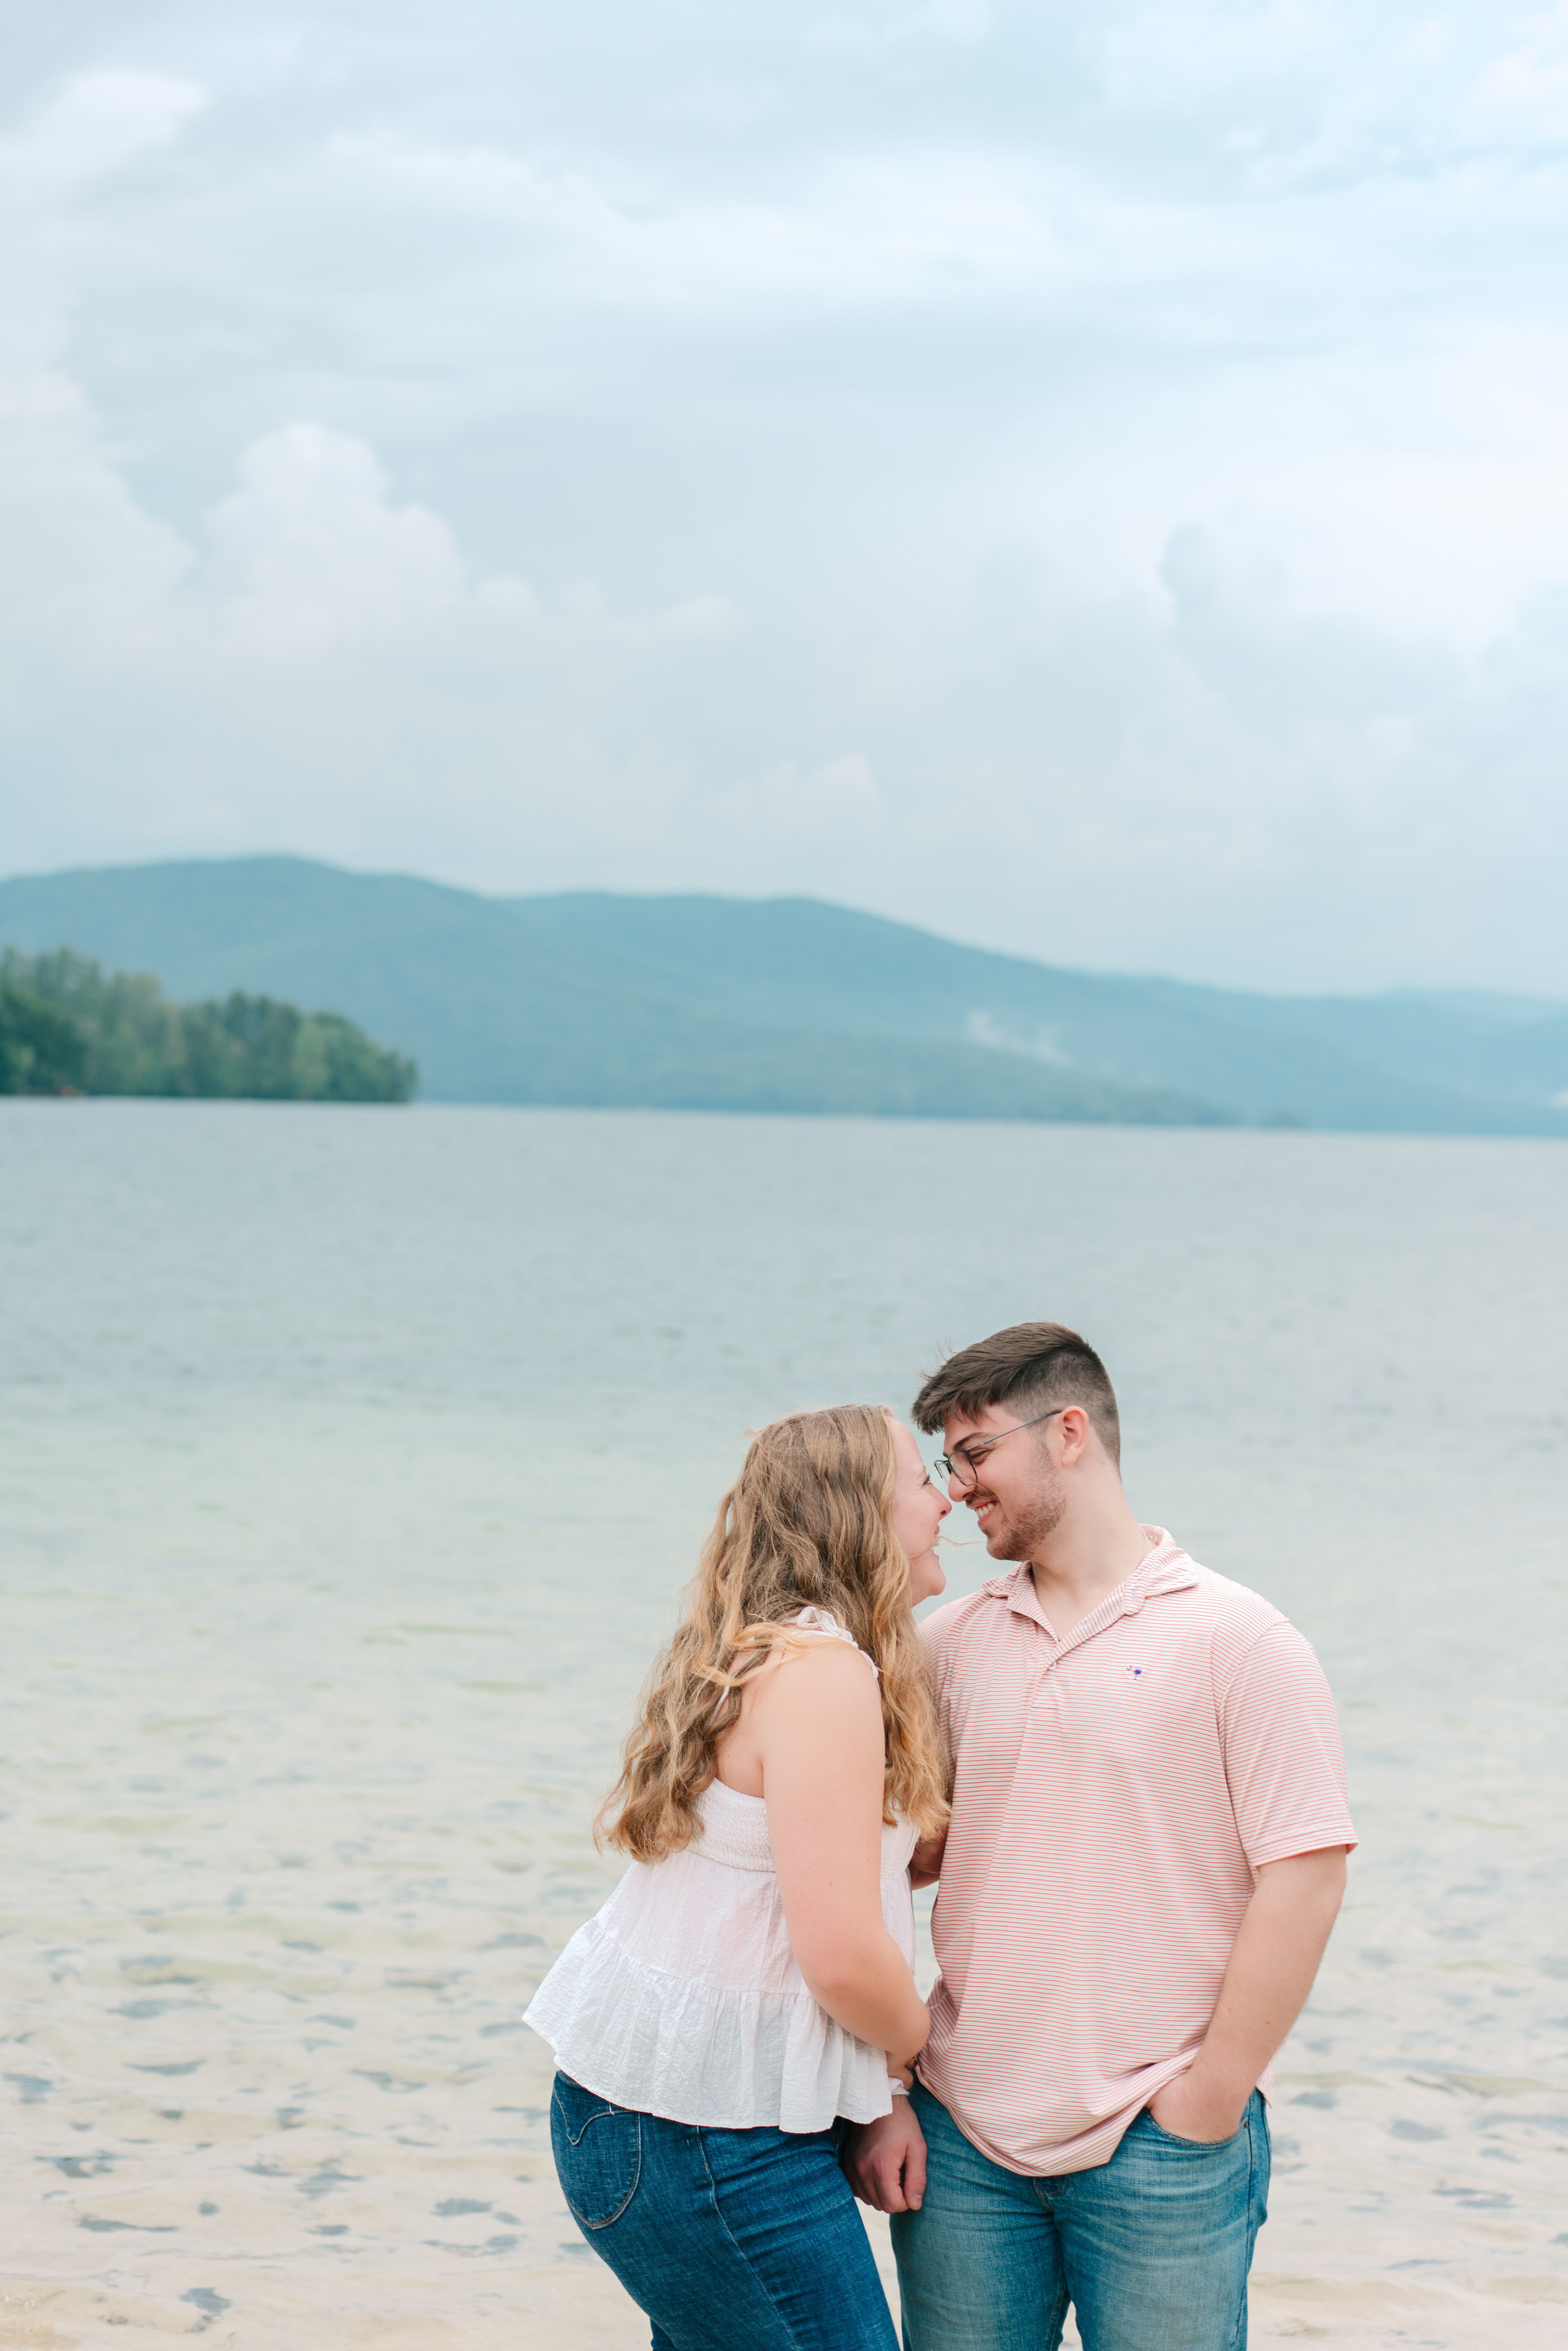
left=935, top=1407, right=1065, bottom=1493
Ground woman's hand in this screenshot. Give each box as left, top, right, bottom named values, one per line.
left=889, top=2039, right=925, bottom=2091
left=910, top=1830, right=947, bottom=1889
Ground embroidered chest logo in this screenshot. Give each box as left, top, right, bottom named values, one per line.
left=1124, top=1666, right=1145, bottom=1678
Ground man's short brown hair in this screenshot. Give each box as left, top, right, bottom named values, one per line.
left=911, top=1321, right=1121, bottom=1469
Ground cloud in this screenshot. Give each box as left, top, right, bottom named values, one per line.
left=0, top=72, right=206, bottom=199
left=702, top=754, right=890, bottom=876
left=806, top=2, right=995, bottom=60
left=1478, top=6, right=1568, bottom=134
left=205, top=425, right=469, bottom=658
left=0, top=400, right=489, bottom=675
left=5, top=382, right=1563, bottom=992
left=2, top=3, right=1567, bottom=995
left=328, top=129, right=1102, bottom=321
left=0, top=354, right=191, bottom=668
left=1093, top=1, right=1348, bottom=112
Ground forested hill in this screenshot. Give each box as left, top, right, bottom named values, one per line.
left=0, top=947, right=414, bottom=1102
left=1, top=857, right=1565, bottom=1134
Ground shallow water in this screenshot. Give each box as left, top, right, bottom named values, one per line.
left=0, top=1102, right=1563, bottom=2347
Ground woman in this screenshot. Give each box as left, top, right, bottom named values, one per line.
left=525, top=1403, right=951, bottom=2350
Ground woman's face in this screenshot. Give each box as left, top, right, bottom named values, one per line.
left=888, top=1417, right=950, bottom=1607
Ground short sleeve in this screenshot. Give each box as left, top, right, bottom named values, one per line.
left=1218, top=1621, right=1357, bottom=1868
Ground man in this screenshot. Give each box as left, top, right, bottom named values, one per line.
left=844, top=1321, right=1354, bottom=2351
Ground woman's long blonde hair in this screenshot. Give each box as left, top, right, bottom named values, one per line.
left=599, top=1404, right=950, bottom=1861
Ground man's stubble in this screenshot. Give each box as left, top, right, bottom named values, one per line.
left=982, top=1466, right=1068, bottom=1568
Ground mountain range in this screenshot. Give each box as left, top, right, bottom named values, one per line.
left=1, top=857, right=1565, bottom=1134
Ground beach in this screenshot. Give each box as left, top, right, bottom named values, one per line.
left=0, top=1101, right=1563, bottom=2346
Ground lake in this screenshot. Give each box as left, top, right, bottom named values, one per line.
left=0, top=1102, right=1563, bottom=2349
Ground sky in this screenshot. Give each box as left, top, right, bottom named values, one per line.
left=3, top=1, right=1568, bottom=994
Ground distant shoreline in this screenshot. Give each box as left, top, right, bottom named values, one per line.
left=5, top=1095, right=1565, bottom=1148
left=1, top=947, right=415, bottom=1103
left=3, top=856, right=1566, bottom=1137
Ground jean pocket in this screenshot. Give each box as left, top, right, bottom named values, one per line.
left=551, top=2073, right=642, bottom=2229
left=1139, top=2109, right=1246, bottom=2153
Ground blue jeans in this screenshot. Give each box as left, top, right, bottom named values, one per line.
left=550, top=2071, right=898, bottom=2351
left=892, top=2079, right=1270, bottom=2351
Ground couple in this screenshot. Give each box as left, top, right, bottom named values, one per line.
left=526, top=1321, right=1355, bottom=2349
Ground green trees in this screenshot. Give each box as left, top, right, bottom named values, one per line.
left=0, top=949, right=416, bottom=1101
left=0, top=977, right=89, bottom=1094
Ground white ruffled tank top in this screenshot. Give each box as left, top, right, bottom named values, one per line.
left=524, top=1608, right=918, bottom=2134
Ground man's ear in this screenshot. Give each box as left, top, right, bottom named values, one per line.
left=1057, top=1405, right=1092, bottom=1463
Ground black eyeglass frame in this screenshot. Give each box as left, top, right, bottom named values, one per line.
left=935, top=1406, right=1066, bottom=1492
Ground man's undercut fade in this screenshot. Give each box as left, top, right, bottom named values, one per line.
left=912, top=1320, right=1122, bottom=1470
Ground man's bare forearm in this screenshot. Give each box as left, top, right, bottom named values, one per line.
left=1152, top=1846, right=1347, bottom=2139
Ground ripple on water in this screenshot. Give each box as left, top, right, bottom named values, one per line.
left=1, top=1105, right=1564, bottom=2346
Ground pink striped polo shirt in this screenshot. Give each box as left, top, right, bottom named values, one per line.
left=918, top=1529, right=1355, bottom=2178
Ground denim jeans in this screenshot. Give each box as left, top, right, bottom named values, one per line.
left=550, top=2071, right=898, bottom=2351
left=892, top=2079, right=1270, bottom=2351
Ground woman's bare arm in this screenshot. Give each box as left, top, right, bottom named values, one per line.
left=756, top=1644, right=929, bottom=2066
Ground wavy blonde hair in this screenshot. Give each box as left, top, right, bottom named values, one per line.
left=599, top=1404, right=950, bottom=1861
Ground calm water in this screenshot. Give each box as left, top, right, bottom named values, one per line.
left=0, top=1102, right=1564, bottom=2349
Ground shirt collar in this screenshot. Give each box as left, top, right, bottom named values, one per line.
left=983, top=1526, right=1199, bottom=1638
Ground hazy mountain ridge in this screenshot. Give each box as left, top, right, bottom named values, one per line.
left=1, top=857, right=1564, bottom=1134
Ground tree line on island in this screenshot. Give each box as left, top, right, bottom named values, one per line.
left=0, top=948, right=416, bottom=1101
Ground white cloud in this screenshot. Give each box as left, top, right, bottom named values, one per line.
left=7, top=384, right=1563, bottom=990
left=329, top=130, right=1104, bottom=318
left=705, top=754, right=888, bottom=860
left=661, top=594, right=739, bottom=639
left=807, top=1, right=995, bottom=60
left=1093, top=1, right=1348, bottom=111
left=0, top=351, right=191, bottom=666
left=1, top=2, right=1567, bottom=994
left=1477, top=5, right=1568, bottom=130
left=0, top=72, right=205, bottom=198
left=205, top=425, right=469, bottom=658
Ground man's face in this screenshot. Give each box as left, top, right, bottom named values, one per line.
left=942, top=1401, right=1066, bottom=1563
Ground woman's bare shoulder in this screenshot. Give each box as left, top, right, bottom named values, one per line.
left=750, top=1635, right=880, bottom=1718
